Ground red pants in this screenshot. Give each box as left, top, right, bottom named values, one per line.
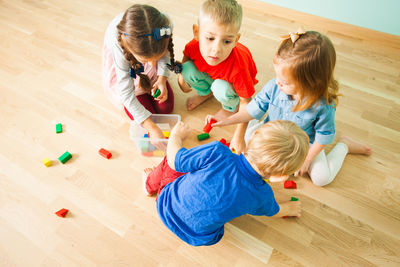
left=124, top=81, right=174, bottom=120
left=145, top=156, right=186, bottom=196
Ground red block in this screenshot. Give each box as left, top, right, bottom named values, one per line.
left=219, top=138, right=227, bottom=145
left=203, top=119, right=216, bottom=134
left=284, top=180, right=297, bottom=189
left=225, top=142, right=230, bottom=148
left=99, top=148, right=112, bottom=159
left=55, top=208, right=69, bottom=218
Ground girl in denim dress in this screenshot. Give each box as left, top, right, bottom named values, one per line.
left=207, top=30, right=371, bottom=186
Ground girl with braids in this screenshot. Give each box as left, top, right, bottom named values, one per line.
left=207, top=30, right=371, bottom=186
left=102, top=4, right=181, bottom=145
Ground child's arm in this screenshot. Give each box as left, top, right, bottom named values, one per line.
left=167, top=122, right=191, bottom=170
left=206, top=102, right=254, bottom=127
left=229, top=97, right=252, bottom=154
left=294, top=142, right=325, bottom=177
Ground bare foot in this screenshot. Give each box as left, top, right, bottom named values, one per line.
left=186, top=93, right=213, bottom=111
left=142, top=167, right=156, bottom=196
left=339, top=136, right=372, bottom=155
left=178, top=74, right=192, bottom=93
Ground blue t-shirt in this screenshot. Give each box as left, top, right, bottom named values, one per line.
left=246, top=78, right=336, bottom=145
left=156, top=141, right=280, bottom=246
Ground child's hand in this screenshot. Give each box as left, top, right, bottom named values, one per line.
left=148, top=127, right=167, bottom=151
left=275, top=200, right=302, bottom=217
left=204, top=115, right=227, bottom=127
left=230, top=134, right=246, bottom=155
left=294, top=159, right=312, bottom=177
left=170, top=121, right=191, bottom=140
left=152, top=76, right=168, bottom=103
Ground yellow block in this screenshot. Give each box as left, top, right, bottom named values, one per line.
left=163, top=131, right=170, bottom=138
left=43, top=158, right=52, bottom=167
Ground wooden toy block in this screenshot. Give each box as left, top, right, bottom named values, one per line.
left=99, top=148, right=112, bottom=159
left=219, top=138, right=227, bottom=145
left=42, top=158, right=52, bottom=167
left=284, top=180, right=297, bottom=189
left=144, top=133, right=149, bottom=138
left=58, top=151, right=72, bottom=164
left=56, top=123, right=62, bottom=133
left=152, top=89, right=161, bottom=98
left=55, top=208, right=69, bottom=218
left=153, top=150, right=165, bottom=157
left=163, top=131, right=170, bottom=138
left=231, top=148, right=236, bottom=154
left=225, top=142, right=230, bottom=147
left=141, top=151, right=153, bottom=157
left=197, top=133, right=210, bottom=141
left=203, top=119, right=216, bottom=134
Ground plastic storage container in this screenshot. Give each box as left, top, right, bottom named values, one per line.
left=130, top=114, right=181, bottom=157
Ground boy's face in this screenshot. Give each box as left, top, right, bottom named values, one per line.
left=194, top=15, right=240, bottom=66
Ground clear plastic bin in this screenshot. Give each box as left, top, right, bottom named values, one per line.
left=130, top=114, right=181, bottom=157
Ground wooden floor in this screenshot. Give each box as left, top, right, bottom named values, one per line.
left=1, top=0, right=399, bottom=266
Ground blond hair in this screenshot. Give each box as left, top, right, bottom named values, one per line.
left=199, top=0, right=242, bottom=29
left=244, top=120, right=309, bottom=177
left=276, top=31, right=340, bottom=111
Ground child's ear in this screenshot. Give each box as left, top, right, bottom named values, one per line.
left=193, top=24, right=199, bottom=41
left=269, top=175, right=289, bottom=183
left=234, top=33, right=241, bottom=45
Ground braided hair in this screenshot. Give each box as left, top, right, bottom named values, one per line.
left=117, top=4, right=180, bottom=91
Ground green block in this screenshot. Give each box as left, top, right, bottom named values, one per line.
left=152, top=89, right=161, bottom=98
left=56, top=123, right=62, bottom=133
left=197, top=133, right=210, bottom=141
left=291, top=197, right=299, bottom=201
left=58, top=151, right=72, bottom=164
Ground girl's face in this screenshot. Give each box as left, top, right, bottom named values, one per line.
left=273, top=57, right=299, bottom=99
left=134, top=52, right=166, bottom=67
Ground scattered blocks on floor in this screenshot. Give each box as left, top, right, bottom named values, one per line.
left=99, top=148, right=112, bottom=159
left=284, top=180, right=297, bottom=189
left=58, top=151, right=72, bottom=164
left=219, top=138, right=227, bottom=145
left=197, top=133, right=210, bottom=141
left=55, top=208, right=69, bottom=218
left=56, top=123, right=62, bottom=133
left=42, top=158, right=52, bottom=167
left=203, top=119, right=216, bottom=134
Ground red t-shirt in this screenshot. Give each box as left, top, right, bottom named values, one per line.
left=183, top=39, right=258, bottom=98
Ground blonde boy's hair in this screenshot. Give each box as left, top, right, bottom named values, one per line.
left=200, top=0, right=242, bottom=29
left=244, top=120, right=309, bottom=177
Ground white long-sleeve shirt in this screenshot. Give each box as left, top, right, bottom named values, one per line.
left=103, top=13, right=170, bottom=124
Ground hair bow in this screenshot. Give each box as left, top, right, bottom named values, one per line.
left=141, top=26, right=171, bottom=41
left=280, top=28, right=306, bottom=44
left=129, top=63, right=144, bottom=79
left=167, top=60, right=182, bottom=74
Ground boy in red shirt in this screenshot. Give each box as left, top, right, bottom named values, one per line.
left=178, top=0, right=258, bottom=154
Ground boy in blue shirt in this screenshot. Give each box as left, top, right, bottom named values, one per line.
left=142, top=120, right=309, bottom=246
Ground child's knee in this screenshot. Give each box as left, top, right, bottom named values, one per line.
left=181, top=61, right=213, bottom=95
left=210, top=79, right=239, bottom=112
left=310, top=169, right=332, bottom=186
